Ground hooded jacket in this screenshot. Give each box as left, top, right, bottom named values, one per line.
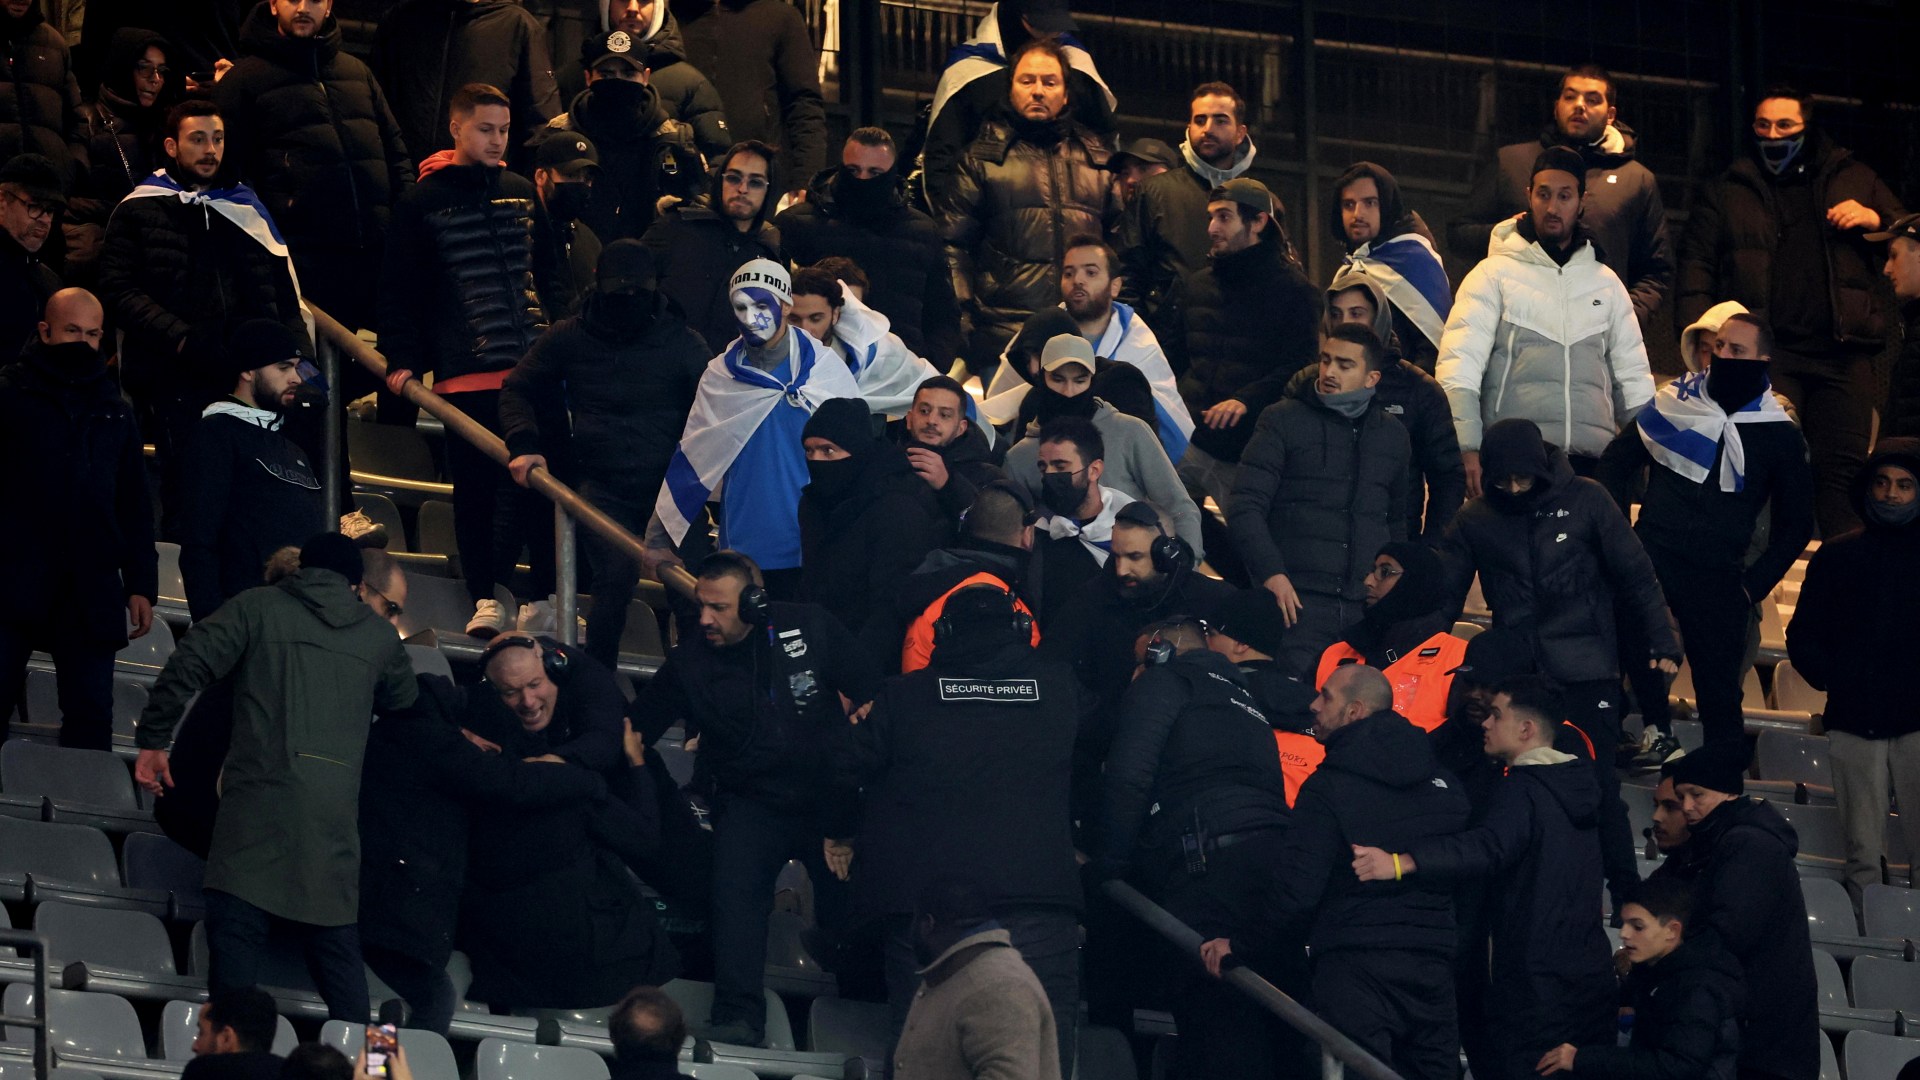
left=1002, top=397, right=1203, bottom=556
left=877, top=538, right=1036, bottom=676
left=1451, top=123, right=1674, bottom=327
left=1167, top=234, right=1322, bottom=462
left=673, top=0, right=826, bottom=183
left=1437, top=216, right=1654, bottom=459
left=74, top=28, right=174, bottom=221
left=1787, top=439, right=1920, bottom=739
left=1568, top=934, right=1743, bottom=1080
left=216, top=3, right=415, bottom=254
left=177, top=401, right=326, bottom=622
left=933, top=110, right=1113, bottom=361
left=369, top=0, right=559, bottom=169
left=1287, top=269, right=1465, bottom=540
left=556, top=8, right=731, bottom=157
left=1677, top=130, right=1903, bottom=351
left=542, top=81, right=703, bottom=242
left=136, top=566, right=419, bottom=927
left=1412, top=754, right=1618, bottom=1066
left=1227, top=388, right=1411, bottom=598
left=1115, top=144, right=1253, bottom=323
left=1440, top=428, right=1678, bottom=684
left=640, top=184, right=782, bottom=353
left=1245, top=710, right=1470, bottom=958
left=778, top=166, right=962, bottom=369
left=798, top=443, right=949, bottom=641
left=1326, top=160, right=1444, bottom=367
left=0, top=340, right=156, bottom=649
left=1686, top=796, right=1819, bottom=1080
left=0, top=5, right=83, bottom=181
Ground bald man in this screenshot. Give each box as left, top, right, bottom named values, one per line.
left=0, top=287, right=156, bottom=749
left=1202, top=663, right=1471, bottom=1080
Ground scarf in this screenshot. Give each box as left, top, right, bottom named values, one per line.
left=122, top=170, right=311, bottom=341
left=1180, top=137, right=1257, bottom=187
left=1040, top=488, right=1131, bottom=565
left=1342, top=232, right=1453, bottom=349
left=1635, top=370, right=1790, bottom=493
left=202, top=397, right=283, bottom=431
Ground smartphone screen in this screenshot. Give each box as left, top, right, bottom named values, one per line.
left=364, top=1024, right=398, bottom=1079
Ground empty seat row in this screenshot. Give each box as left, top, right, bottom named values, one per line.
left=0, top=743, right=156, bottom=835
left=0, top=819, right=202, bottom=923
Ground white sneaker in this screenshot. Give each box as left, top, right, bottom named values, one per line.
left=467, top=598, right=511, bottom=638
left=518, top=598, right=557, bottom=634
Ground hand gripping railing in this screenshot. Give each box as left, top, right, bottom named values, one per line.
left=0, top=929, right=53, bottom=1080
left=314, top=308, right=1402, bottom=1078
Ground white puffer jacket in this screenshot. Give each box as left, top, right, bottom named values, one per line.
left=1436, top=217, right=1653, bottom=457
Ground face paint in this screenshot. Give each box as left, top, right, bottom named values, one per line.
left=731, top=286, right=783, bottom=346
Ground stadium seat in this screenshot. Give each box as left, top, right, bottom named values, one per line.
left=319, top=1022, right=458, bottom=1080
left=34, top=903, right=177, bottom=976
left=684, top=1068, right=758, bottom=1080
left=120, top=834, right=207, bottom=923
left=1671, top=720, right=1705, bottom=753
left=616, top=601, right=666, bottom=668
left=1804, top=879, right=1862, bottom=938
left=1742, top=666, right=1768, bottom=710
left=186, top=923, right=389, bottom=1022
left=157, top=1002, right=296, bottom=1061
left=392, top=575, right=513, bottom=658
left=472, top=1039, right=610, bottom=1080
left=154, top=544, right=188, bottom=628
left=0, top=1064, right=106, bottom=1080
left=658, top=981, right=794, bottom=1051
left=1074, top=1025, right=1138, bottom=1080
left=1778, top=803, right=1846, bottom=871
left=111, top=681, right=148, bottom=744
left=349, top=420, right=440, bottom=485
left=764, top=911, right=835, bottom=999
left=1756, top=730, right=1835, bottom=787
left=1816, top=949, right=1899, bottom=1035
left=1450, top=621, right=1483, bottom=641
left=405, top=644, right=453, bottom=681
left=1, top=984, right=165, bottom=1077
left=1852, top=954, right=1920, bottom=1013
left=114, top=618, right=174, bottom=674
left=21, top=668, right=57, bottom=730
left=354, top=493, right=411, bottom=552
left=1774, top=661, right=1829, bottom=715
left=0, top=818, right=167, bottom=916
left=1845, top=1030, right=1920, bottom=1080
left=417, top=500, right=457, bottom=559
left=1823, top=1032, right=1842, bottom=1080
left=0, top=744, right=154, bottom=835
left=1863, top=884, right=1920, bottom=940
left=807, top=998, right=892, bottom=1062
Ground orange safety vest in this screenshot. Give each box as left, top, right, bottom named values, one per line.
left=1315, top=632, right=1470, bottom=733
left=1273, top=730, right=1325, bottom=808
left=900, top=571, right=1042, bottom=672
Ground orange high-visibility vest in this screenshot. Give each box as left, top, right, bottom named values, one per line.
left=1315, top=632, right=1470, bottom=733
left=900, top=572, right=1042, bottom=672
left=1273, top=730, right=1325, bottom=807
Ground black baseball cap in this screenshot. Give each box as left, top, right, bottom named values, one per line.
left=0, top=153, right=67, bottom=208
left=582, top=28, right=648, bottom=72
left=1866, top=212, right=1920, bottom=244
left=1106, top=137, right=1181, bottom=173
left=534, top=132, right=600, bottom=175
left=596, top=239, right=656, bottom=294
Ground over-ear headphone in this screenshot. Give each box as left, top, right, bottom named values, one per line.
left=478, top=634, right=570, bottom=684
left=1115, top=501, right=1194, bottom=576
left=931, top=585, right=1034, bottom=648
left=1142, top=628, right=1175, bottom=668
left=699, top=550, right=771, bottom=626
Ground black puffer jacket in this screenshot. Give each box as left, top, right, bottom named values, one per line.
left=1677, top=131, right=1903, bottom=347
left=72, top=28, right=174, bottom=225
left=1569, top=935, right=1743, bottom=1080
left=1687, top=796, right=1819, bottom=1080
left=640, top=193, right=781, bottom=353
left=541, top=82, right=702, bottom=243
left=1116, top=164, right=1215, bottom=326
left=1244, top=710, right=1469, bottom=957
left=215, top=3, right=414, bottom=254
left=798, top=445, right=949, bottom=639
left=1228, top=392, right=1410, bottom=598
left=1168, top=238, right=1322, bottom=462
left=500, top=289, right=710, bottom=497
left=98, top=172, right=309, bottom=403
left=1440, top=439, right=1678, bottom=685
left=0, top=6, right=83, bottom=181
left=1097, top=649, right=1291, bottom=873
left=671, top=0, right=825, bottom=184
left=555, top=11, right=731, bottom=158
left=378, top=161, right=561, bottom=382
left=1412, top=757, right=1617, bottom=1067
left=932, top=111, right=1113, bottom=364
left=1787, top=439, right=1920, bottom=739
left=0, top=341, right=155, bottom=649
left=369, top=0, right=560, bottom=168
left=778, top=166, right=962, bottom=369
left=921, top=59, right=1116, bottom=214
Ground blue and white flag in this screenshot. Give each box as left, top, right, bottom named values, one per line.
left=1636, top=370, right=1790, bottom=493
left=1039, top=487, right=1133, bottom=565
left=656, top=329, right=862, bottom=548
left=982, top=301, right=1190, bottom=461
left=1344, top=232, right=1451, bottom=349
left=923, top=3, right=1115, bottom=151
left=120, top=170, right=311, bottom=339
left=830, top=284, right=989, bottom=446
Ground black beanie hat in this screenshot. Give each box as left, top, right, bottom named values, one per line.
left=801, top=397, right=879, bottom=455
left=1479, top=418, right=1551, bottom=487
left=1451, top=627, right=1536, bottom=686
left=299, top=532, right=364, bottom=587
left=1531, top=145, right=1588, bottom=196
left=1661, top=739, right=1748, bottom=796
left=224, top=318, right=307, bottom=378
left=1369, top=541, right=1447, bottom=618
left=1208, top=589, right=1287, bottom=658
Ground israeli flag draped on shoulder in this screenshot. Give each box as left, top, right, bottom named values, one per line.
left=923, top=3, right=1116, bottom=147
left=1636, top=371, right=1790, bottom=493
left=655, top=329, right=862, bottom=545
left=1344, top=232, right=1451, bottom=349
left=830, top=283, right=991, bottom=446
left=1040, top=488, right=1132, bottom=565
left=120, top=169, right=313, bottom=341
left=982, top=302, right=1190, bottom=460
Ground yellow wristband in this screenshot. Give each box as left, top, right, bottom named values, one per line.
left=1392, top=853, right=1403, bottom=881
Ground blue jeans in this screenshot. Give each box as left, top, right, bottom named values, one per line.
left=205, top=889, right=370, bottom=1023
left=707, top=795, right=844, bottom=1038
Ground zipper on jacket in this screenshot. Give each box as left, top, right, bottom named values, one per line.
left=1492, top=324, right=1519, bottom=415
left=295, top=751, right=350, bottom=767
left=1561, top=265, right=1573, bottom=452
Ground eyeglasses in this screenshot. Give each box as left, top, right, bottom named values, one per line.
left=362, top=583, right=404, bottom=621
left=721, top=171, right=770, bottom=192
left=1366, top=564, right=1402, bottom=580
left=134, top=61, right=171, bottom=77
left=2, top=191, right=56, bottom=221
left=1752, top=118, right=1804, bottom=136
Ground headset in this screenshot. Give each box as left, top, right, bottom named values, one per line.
left=931, top=584, right=1034, bottom=649
left=1141, top=618, right=1209, bottom=668
left=699, top=550, right=771, bottom=626
left=1114, top=501, right=1195, bottom=577
left=478, top=633, right=571, bottom=684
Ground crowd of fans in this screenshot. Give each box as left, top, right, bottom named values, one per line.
left=2, top=0, right=1918, bottom=1077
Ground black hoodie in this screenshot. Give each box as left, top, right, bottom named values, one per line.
left=1571, top=935, right=1743, bottom=1080
left=640, top=174, right=783, bottom=353
left=798, top=443, right=949, bottom=641
left=1787, top=438, right=1920, bottom=738
left=543, top=80, right=702, bottom=242
left=555, top=10, right=731, bottom=158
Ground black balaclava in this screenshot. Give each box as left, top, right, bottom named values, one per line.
left=802, top=396, right=878, bottom=503
left=831, top=168, right=898, bottom=219
left=1346, top=541, right=1445, bottom=654
left=1480, top=418, right=1553, bottom=515
left=1704, top=358, right=1771, bottom=415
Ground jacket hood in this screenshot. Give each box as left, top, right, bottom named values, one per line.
left=1322, top=710, right=1447, bottom=788
left=238, top=1, right=342, bottom=63
left=1480, top=418, right=1576, bottom=499
left=277, top=567, right=378, bottom=629
left=1850, top=436, right=1920, bottom=531
left=599, top=1, right=674, bottom=49
left=1518, top=756, right=1601, bottom=829
left=1327, top=161, right=1429, bottom=249
left=101, top=27, right=177, bottom=108
left=1166, top=646, right=1253, bottom=688
left=1679, top=300, right=1752, bottom=373
left=912, top=540, right=1027, bottom=580
left=1695, top=795, right=1799, bottom=859
left=565, top=81, right=671, bottom=142
left=1492, top=214, right=1598, bottom=268
left=1326, top=266, right=1396, bottom=347
left=1006, top=307, right=1081, bottom=386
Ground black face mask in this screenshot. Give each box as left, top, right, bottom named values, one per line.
left=1039, top=472, right=1088, bottom=516
left=832, top=169, right=896, bottom=216
left=42, top=340, right=103, bottom=377
left=587, top=288, right=655, bottom=337
left=1705, top=357, right=1770, bottom=415
left=586, top=75, right=652, bottom=120
left=1484, top=484, right=1542, bottom=516
left=807, top=456, right=862, bottom=501
left=547, top=181, right=591, bottom=223
left=1031, top=384, right=1098, bottom=423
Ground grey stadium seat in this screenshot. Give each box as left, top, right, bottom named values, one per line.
left=0, top=818, right=167, bottom=915
left=807, top=998, right=892, bottom=1062
left=1804, top=879, right=1861, bottom=938
left=1756, top=729, right=1835, bottom=787
left=114, top=617, right=174, bottom=672
left=0, top=1065, right=106, bottom=1080
left=2, top=985, right=153, bottom=1067
left=0, top=743, right=149, bottom=831
left=405, top=644, right=453, bottom=681
left=1864, top=884, right=1920, bottom=941
left=473, top=1039, right=610, bottom=1080
left=353, top=493, right=411, bottom=552
left=34, top=903, right=176, bottom=975
left=1778, top=803, right=1846, bottom=867
left=349, top=420, right=440, bottom=484
left=158, top=1002, right=296, bottom=1061
left=1845, top=1031, right=1920, bottom=1080
left=1852, top=954, right=1920, bottom=1013
left=120, top=834, right=207, bottom=922
left=1816, top=949, right=1898, bottom=1035
left=319, top=1023, right=458, bottom=1080
left=683, top=1067, right=758, bottom=1080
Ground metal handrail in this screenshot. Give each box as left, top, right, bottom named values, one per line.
left=312, top=308, right=1399, bottom=1078
left=0, top=929, right=53, bottom=1080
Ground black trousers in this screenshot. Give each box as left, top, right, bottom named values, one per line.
left=1563, top=678, right=1640, bottom=911
left=1311, top=949, right=1458, bottom=1080
left=1772, top=350, right=1874, bottom=538
left=206, top=888, right=369, bottom=1023
left=0, top=623, right=114, bottom=750
left=441, top=390, right=555, bottom=605
left=149, top=395, right=204, bottom=543
left=1649, top=547, right=1753, bottom=745
left=362, top=945, right=457, bottom=1036
left=578, top=479, right=650, bottom=669
left=883, top=906, right=1081, bottom=1077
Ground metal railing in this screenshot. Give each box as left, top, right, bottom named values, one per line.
left=314, top=304, right=1403, bottom=1077
left=0, top=929, right=54, bottom=1080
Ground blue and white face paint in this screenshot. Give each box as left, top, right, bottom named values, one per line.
left=731, top=286, right=785, bottom=346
